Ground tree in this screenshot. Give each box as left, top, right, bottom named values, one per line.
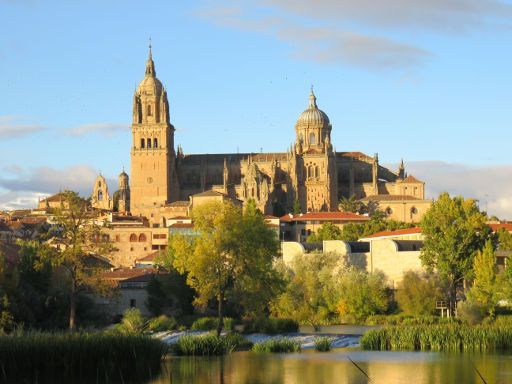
left=396, top=271, right=444, bottom=316
left=338, top=195, right=364, bottom=213
left=173, top=200, right=281, bottom=336
left=336, top=268, right=390, bottom=321
left=293, top=199, right=301, bottom=214
left=468, top=240, right=497, bottom=316
left=420, top=192, right=490, bottom=315
left=306, top=222, right=342, bottom=243
left=496, top=228, right=512, bottom=251
left=41, top=191, right=112, bottom=331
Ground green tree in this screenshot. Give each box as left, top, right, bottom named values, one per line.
left=41, top=191, right=112, bottom=331
left=496, top=228, right=512, bottom=251
left=173, top=200, right=281, bottom=336
left=396, top=271, right=443, bottom=316
left=293, top=199, right=301, bottom=214
left=420, top=192, right=490, bottom=315
left=338, top=195, right=364, bottom=213
left=336, top=269, right=390, bottom=321
left=468, top=240, right=497, bottom=315
left=306, top=222, right=342, bottom=243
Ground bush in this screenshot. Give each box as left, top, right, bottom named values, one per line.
left=190, top=317, right=234, bottom=331
left=457, top=300, right=489, bottom=325
left=252, top=338, right=301, bottom=353
left=314, top=337, right=331, bottom=352
left=364, top=314, right=459, bottom=326
left=0, top=332, right=166, bottom=383
left=395, top=271, right=444, bottom=316
left=243, top=318, right=299, bottom=334
left=172, top=333, right=246, bottom=356
left=147, top=315, right=177, bottom=332
left=336, top=269, right=390, bottom=321
left=119, top=308, right=146, bottom=334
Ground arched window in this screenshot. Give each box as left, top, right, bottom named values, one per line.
left=309, top=133, right=316, bottom=145
left=147, top=104, right=152, bottom=116
left=98, top=181, right=101, bottom=187
left=129, top=233, right=137, bottom=242
left=147, top=138, right=151, bottom=148
left=138, top=233, right=147, bottom=242
left=98, top=190, right=103, bottom=201
left=315, top=166, right=319, bottom=179
left=153, top=138, right=158, bottom=148
left=308, top=165, right=313, bottom=179
left=141, top=138, right=145, bottom=149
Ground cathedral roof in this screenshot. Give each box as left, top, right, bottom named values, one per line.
left=296, top=89, right=330, bottom=127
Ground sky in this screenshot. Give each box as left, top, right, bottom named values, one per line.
left=1, top=0, right=512, bottom=217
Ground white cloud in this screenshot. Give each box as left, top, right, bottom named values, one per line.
left=64, top=123, right=129, bottom=137
left=0, top=165, right=116, bottom=210
left=0, top=115, right=45, bottom=139
left=402, top=161, right=512, bottom=220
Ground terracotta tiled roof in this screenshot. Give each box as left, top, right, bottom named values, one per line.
left=280, top=212, right=370, bottom=223
left=489, top=223, right=512, bottom=232
left=102, top=267, right=163, bottom=281
left=401, top=175, right=423, bottom=183
left=363, top=227, right=422, bottom=239
left=44, top=193, right=64, bottom=202
left=336, top=151, right=373, bottom=161
left=169, top=216, right=190, bottom=220
left=169, top=223, right=194, bottom=228
left=192, top=190, right=225, bottom=197
left=136, top=251, right=160, bottom=263
left=20, top=217, right=46, bottom=225
left=167, top=201, right=190, bottom=207
left=363, top=194, right=422, bottom=201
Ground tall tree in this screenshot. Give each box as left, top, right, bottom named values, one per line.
left=338, top=195, right=364, bottom=213
left=468, top=240, right=497, bottom=315
left=172, top=200, right=281, bottom=336
left=41, top=191, right=112, bottom=331
left=420, top=192, right=490, bottom=315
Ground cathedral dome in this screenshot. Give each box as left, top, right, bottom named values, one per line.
left=296, top=89, right=330, bottom=127
left=136, top=44, right=163, bottom=95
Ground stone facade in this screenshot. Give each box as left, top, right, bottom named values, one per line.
left=95, top=47, right=431, bottom=225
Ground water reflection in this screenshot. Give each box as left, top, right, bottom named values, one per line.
left=152, top=350, right=512, bottom=384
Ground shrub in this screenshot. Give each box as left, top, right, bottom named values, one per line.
left=190, top=317, right=234, bottom=331
left=172, top=333, right=246, bottom=356
left=395, top=271, right=444, bottom=316
left=314, top=337, right=331, bottom=352
left=252, top=338, right=301, bottom=353
left=0, top=332, right=166, bottom=382
left=147, top=315, right=177, bottom=332
left=119, top=308, right=146, bottom=334
left=457, top=300, right=488, bottom=325
left=243, top=318, right=299, bottom=334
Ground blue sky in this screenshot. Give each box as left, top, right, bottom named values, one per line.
left=1, top=0, right=512, bottom=217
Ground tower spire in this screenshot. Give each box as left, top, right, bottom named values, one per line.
left=308, top=85, right=317, bottom=109
left=145, top=38, right=156, bottom=77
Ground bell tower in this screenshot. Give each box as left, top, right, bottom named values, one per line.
left=130, top=42, right=177, bottom=216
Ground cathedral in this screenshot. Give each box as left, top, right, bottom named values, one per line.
left=92, top=46, right=431, bottom=225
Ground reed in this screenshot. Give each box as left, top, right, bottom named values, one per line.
left=0, top=332, right=167, bottom=383
left=252, top=338, right=301, bottom=353
left=171, top=333, right=248, bottom=356
left=361, top=324, right=512, bottom=352
left=314, top=336, right=332, bottom=352
left=190, top=317, right=234, bottom=331
left=242, top=318, right=299, bottom=334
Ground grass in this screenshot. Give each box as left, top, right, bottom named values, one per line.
left=314, top=337, right=332, bottom=352
left=171, top=333, right=249, bottom=356
left=252, top=338, right=301, bottom=353
left=190, top=317, right=234, bottom=331
left=361, top=324, right=512, bottom=352
left=0, top=332, right=167, bottom=383
left=242, top=318, right=299, bottom=334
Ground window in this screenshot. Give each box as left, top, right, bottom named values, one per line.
left=129, top=233, right=137, bottom=242
left=154, top=138, right=158, bottom=148
left=309, top=133, right=316, bottom=145
left=130, top=299, right=136, bottom=308
left=138, top=233, right=147, bottom=242
left=411, top=207, right=418, bottom=215
left=315, top=166, right=319, bottom=179
left=140, top=138, right=145, bottom=148
left=147, top=138, right=151, bottom=148
left=98, top=190, right=103, bottom=201
left=385, top=207, right=393, bottom=215
left=115, top=235, right=120, bottom=242
left=147, top=104, right=152, bottom=116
